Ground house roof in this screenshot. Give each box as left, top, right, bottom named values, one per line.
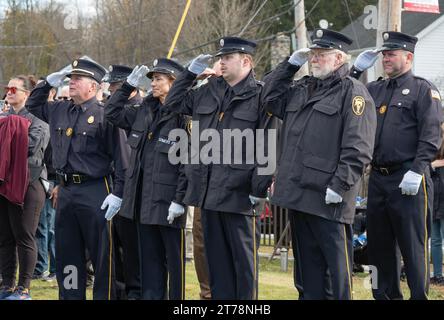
left=340, top=0, right=444, bottom=51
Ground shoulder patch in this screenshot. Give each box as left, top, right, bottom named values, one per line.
left=352, top=96, right=366, bottom=116
left=431, top=89, right=441, bottom=101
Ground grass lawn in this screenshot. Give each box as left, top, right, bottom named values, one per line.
left=28, top=246, right=444, bottom=300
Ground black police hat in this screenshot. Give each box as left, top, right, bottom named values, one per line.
left=68, top=59, right=107, bottom=83
left=309, top=28, right=353, bottom=53
left=104, top=65, right=133, bottom=83
left=215, top=37, right=257, bottom=57
left=380, top=31, right=418, bottom=53
left=146, top=58, right=185, bottom=79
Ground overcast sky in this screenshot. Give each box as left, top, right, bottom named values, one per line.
left=0, top=0, right=96, bottom=18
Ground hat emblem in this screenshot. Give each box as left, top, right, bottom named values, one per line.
left=383, top=33, right=389, bottom=41
left=109, top=66, right=113, bottom=72
left=153, top=59, right=158, bottom=67
left=316, top=30, right=323, bottom=38
left=220, top=39, right=224, bottom=47
left=73, top=60, right=78, bottom=67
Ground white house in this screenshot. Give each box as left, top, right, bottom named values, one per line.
left=340, top=0, right=444, bottom=95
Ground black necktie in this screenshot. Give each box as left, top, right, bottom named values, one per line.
left=374, top=79, right=396, bottom=154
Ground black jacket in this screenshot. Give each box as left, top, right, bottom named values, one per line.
left=432, top=166, right=444, bottom=220
left=26, top=81, right=128, bottom=197
left=2, top=107, right=50, bottom=183
left=105, top=82, right=187, bottom=228
left=262, top=61, right=377, bottom=224
left=164, top=70, right=274, bottom=215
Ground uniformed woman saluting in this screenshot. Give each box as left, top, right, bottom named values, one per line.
left=105, top=59, right=187, bottom=300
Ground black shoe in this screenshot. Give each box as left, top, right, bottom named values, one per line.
left=431, top=276, right=444, bottom=285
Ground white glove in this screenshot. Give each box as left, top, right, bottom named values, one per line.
left=399, top=170, right=423, bottom=195
left=47, top=70, right=70, bottom=88
left=188, top=54, right=213, bottom=75
left=127, top=65, right=150, bottom=88
left=325, top=188, right=343, bottom=204
left=249, top=195, right=267, bottom=215
left=167, top=201, right=185, bottom=224
left=353, top=49, right=379, bottom=72
left=288, top=48, right=311, bottom=66
left=101, top=194, right=122, bottom=220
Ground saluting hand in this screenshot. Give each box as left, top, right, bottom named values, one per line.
left=127, top=65, right=150, bottom=88
left=47, top=70, right=71, bottom=88
left=188, top=54, right=213, bottom=75
left=288, top=48, right=311, bottom=66
left=353, top=49, right=380, bottom=72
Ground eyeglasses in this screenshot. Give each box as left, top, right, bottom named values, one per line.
left=308, top=51, right=338, bottom=60
left=58, top=96, right=71, bottom=101
left=5, top=86, right=28, bottom=94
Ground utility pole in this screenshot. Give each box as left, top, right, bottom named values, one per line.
left=294, top=0, right=309, bottom=77
left=375, top=0, right=402, bottom=77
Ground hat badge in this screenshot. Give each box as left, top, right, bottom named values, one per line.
left=109, top=65, right=113, bottom=72
left=153, top=59, right=158, bottom=67
left=220, top=39, right=224, bottom=47
left=73, top=60, right=78, bottom=67
left=383, top=33, right=389, bottom=41
left=316, top=30, right=323, bottom=38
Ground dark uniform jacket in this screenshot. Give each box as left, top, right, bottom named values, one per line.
left=367, top=70, right=442, bottom=175
left=432, top=166, right=444, bottom=220
left=105, top=82, right=187, bottom=228
left=262, top=61, right=377, bottom=224
left=25, top=81, right=127, bottom=198
left=164, top=70, right=273, bottom=215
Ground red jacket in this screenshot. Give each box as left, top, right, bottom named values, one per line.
left=0, top=115, right=30, bottom=206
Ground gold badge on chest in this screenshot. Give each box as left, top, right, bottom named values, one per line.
left=66, top=128, right=73, bottom=137
left=87, top=116, right=94, bottom=124
left=379, top=105, right=387, bottom=114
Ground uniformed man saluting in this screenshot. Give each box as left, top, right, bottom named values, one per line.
left=164, top=37, right=274, bottom=300
left=262, top=29, right=377, bottom=300
left=352, top=31, right=443, bottom=300
left=26, top=59, right=129, bottom=300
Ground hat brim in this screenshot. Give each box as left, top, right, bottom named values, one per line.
left=309, top=43, right=335, bottom=50
left=215, top=48, right=254, bottom=57
left=147, top=68, right=177, bottom=79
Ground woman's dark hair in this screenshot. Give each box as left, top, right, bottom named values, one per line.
left=13, top=75, right=37, bottom=91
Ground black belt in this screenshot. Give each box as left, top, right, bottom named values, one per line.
left=56, top=172, right=97, bottom=185
left=372, top=162, right=408, bottom=176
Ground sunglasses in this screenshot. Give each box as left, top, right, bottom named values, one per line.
left=58, top=96, right=71, bottom=101
left=5, top=86, right=28, bottom=94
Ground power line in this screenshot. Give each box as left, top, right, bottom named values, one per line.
left=343, top=0, right=360, bottom=49
left=173, top=0, right=299, bottom=58
left=238, top=0, right=269, bottom=36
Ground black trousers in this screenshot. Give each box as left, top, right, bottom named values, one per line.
left=113, top=215, right=141, bottom=300
left=138, top=224, right=185, bottom=300
left=0, top=179, right=45, bottom=289
left=201, top=209, right=260, bottom=300
left=288, top=210, right=353, bottom=300
left=367, top=169, right=430, bottom=300
left=55, top=178, right=115, bottom=300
